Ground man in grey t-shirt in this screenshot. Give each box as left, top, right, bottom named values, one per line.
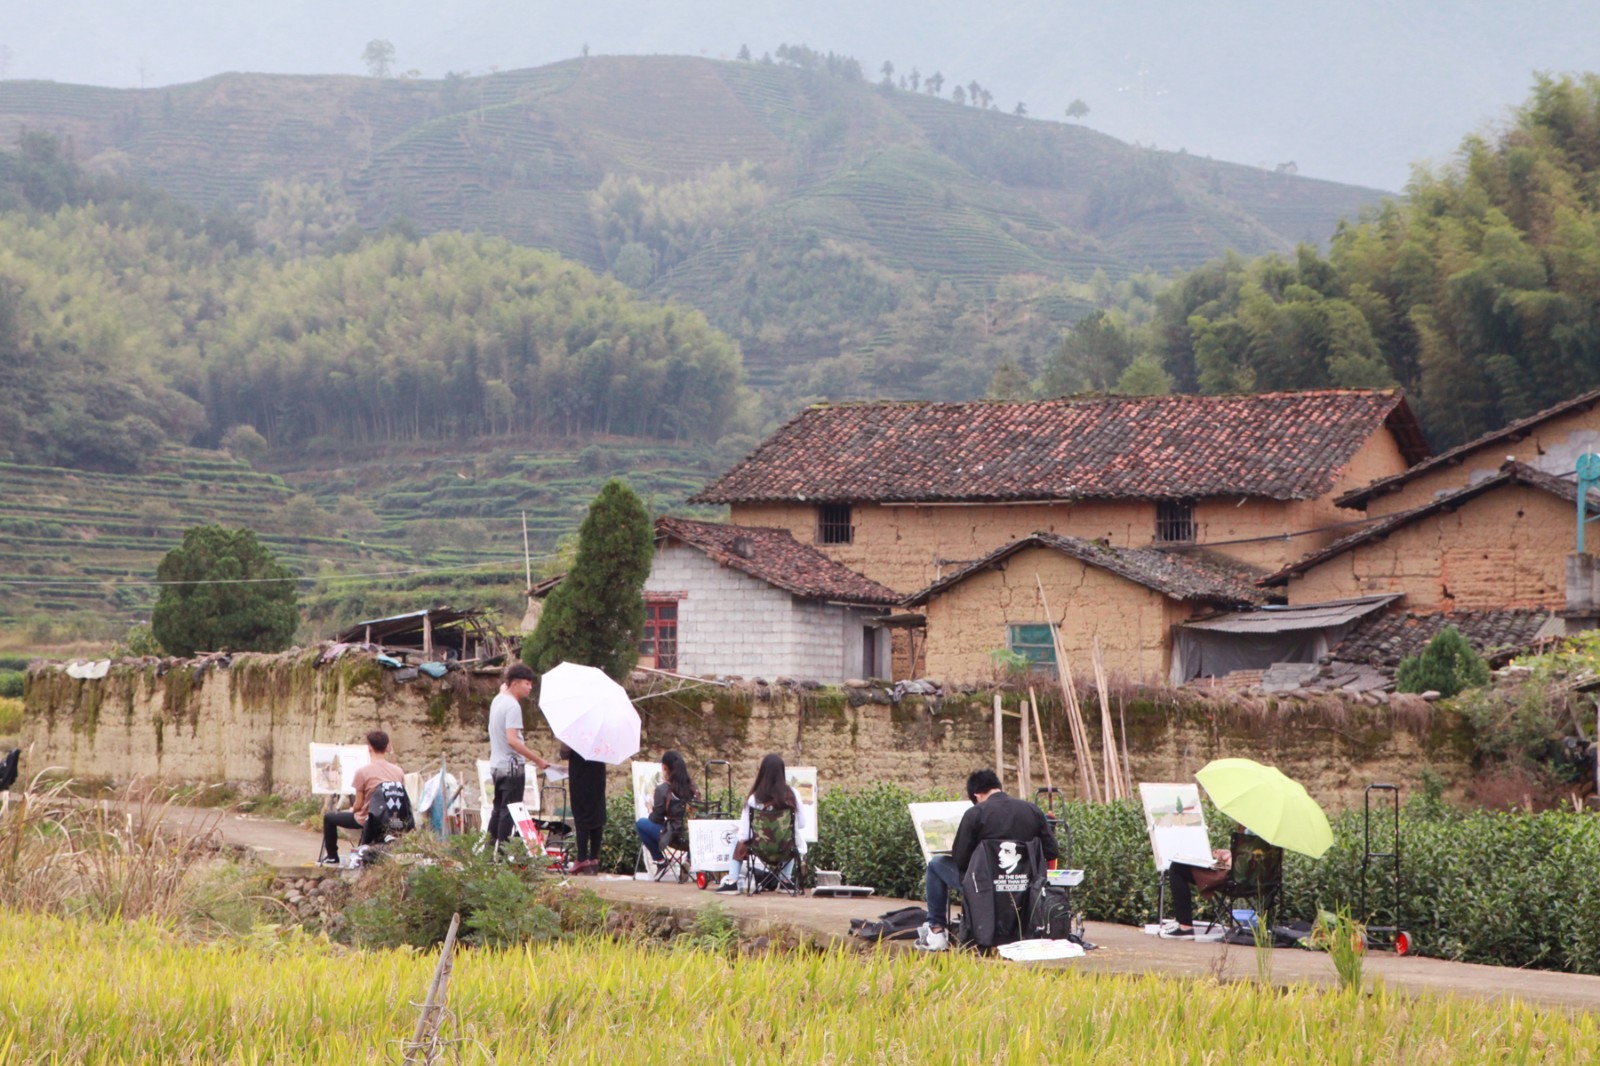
left=487, top=662, right=551, bottom=855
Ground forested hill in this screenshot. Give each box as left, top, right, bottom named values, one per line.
left=0, top=53, right=1386, bottom=397
left=0, top=138, right=742, bottom=472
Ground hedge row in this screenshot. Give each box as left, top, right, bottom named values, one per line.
left=597, top=784, right=1600, bottom=973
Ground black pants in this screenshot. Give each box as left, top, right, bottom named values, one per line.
left=488, top=769, right=525, bottom=854
left=322, top=810, right=381, bottom=860
left=1168, top=862, right=1215, bottom=926
left=568, top=754, right=607, bottom=862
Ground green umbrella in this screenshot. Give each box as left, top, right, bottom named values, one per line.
left=1195, top=757, right=1334, bottom=858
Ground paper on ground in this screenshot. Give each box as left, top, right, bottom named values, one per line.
left=996, top=939, right=1085, bottom=962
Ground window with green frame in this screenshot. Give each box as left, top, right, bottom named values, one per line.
left=1007, top=623, right=1058, bottom=672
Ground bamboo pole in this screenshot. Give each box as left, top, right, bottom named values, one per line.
left=405, top=911, right=462, bottom=1064
left=1027, top=685, right=1053, bottom=794
left=993, top=693, right=1005, bottom=791
left=1019, top=694, right=1033, bottom=799
left=1119, top=694, right=1134, bottom=799
left=1035, top=575, right=1100, bottom=801
left=1091, top=638, right=1124, bottom=801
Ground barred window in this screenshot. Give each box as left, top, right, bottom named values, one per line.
left=818, top=503, right=854, bottom=545
left=1155, top=498, right=1196, bottom=544
left=1007, top=624, right=1058, bottom=674
left=639, top=600, right=678, bottom=670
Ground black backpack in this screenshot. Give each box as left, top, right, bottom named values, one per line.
left=1030, top=885, right=1075, bottom=940
left=367, top=780, right=414, bottom=834
left=0, top=749, right=18, bottom=792
left=849, top=906, right=928, bottom=942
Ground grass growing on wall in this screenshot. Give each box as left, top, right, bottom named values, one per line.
left=2, top=909, right=1596, bottom=1063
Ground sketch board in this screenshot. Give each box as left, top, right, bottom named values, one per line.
left=309, top=744, right=369, bottom=796
left=786, top=766, right=820, bottom=843
left=506, top=801, right=545, bottom=857
left=1138, top=782, right=1212, bottom=872
left=476, top=759, right=541, bottom=828
left=908, top=800, right=974, bottom=862
left=631, top=761, right=663, bottom=821
left=687, top=818, right=741, bottom=873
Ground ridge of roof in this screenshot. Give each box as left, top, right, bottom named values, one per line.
left=903, top=531, right=1265, bottom=608
left=692, top=390, right=1427, bottom=506
left=1335, top=385, right=1600, bottom=509
left=654, top=516, right=900, bottom=606
left=1264, top=461, right=1588, bottom=586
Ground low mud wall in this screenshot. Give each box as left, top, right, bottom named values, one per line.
left=21, top=650, right=1475, bottom=812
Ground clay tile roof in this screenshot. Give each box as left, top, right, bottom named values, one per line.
left=1336, top=384, right=1600, bottom=510
left=655, top=516, right=900, bottom=606
left=1263, top=461, right=1591, bottom=586
left=691, top=390, right=1428, bottom=505
left=903, top=532, right=1266, bottom=608
left=1332, top=608, right=1554, bottom=669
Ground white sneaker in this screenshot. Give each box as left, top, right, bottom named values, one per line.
left=914, top=926, right=949, bottom=952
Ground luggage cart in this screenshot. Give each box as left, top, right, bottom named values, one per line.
left=694, top=759, right=735, bottom=888
left=1359, top=783, right=1412, bottom=955
left=1035, top=786, right=1087, bottom=943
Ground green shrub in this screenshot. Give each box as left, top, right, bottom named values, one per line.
left=0, top=697, right=21, bottom=735
left=343, top=836, right=559, bottom=949
left=1396, top=626, right=1491, bottom=697
left=0, top=670, right=23, bottom=698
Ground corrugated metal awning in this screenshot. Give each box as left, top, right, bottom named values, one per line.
left=1179, top=595, right=1399, bottom=634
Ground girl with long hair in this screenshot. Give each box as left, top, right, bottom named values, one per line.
left=716, top=752, right=809, bottom=891
left=636, top=750, right=698, bottom=868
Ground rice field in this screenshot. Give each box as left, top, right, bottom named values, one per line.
left=1, top=910, right=1594, bottom=1064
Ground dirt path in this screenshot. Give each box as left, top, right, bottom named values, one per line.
left=218, top=811, right=1600, bottom=1012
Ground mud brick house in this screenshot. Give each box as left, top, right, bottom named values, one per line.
left=690, top=390, right=1430, bottom=594
left=639, top=517, right=899, bottom=682
left=1336, top=385, right=1600, bottom=517
left=901, top=533, right=1263, bottom=683
left=1266, top=462, right=1588, bottom=613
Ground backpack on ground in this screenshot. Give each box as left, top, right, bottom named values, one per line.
left=849, top=906, right=928, bottom=942
left=1030, top=884, right=1075, bottom=941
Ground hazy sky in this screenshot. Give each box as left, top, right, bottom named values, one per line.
left=6, top=1, right=1597, bottom=191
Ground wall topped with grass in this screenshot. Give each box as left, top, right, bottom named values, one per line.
left=20, top=655, right=1473, bottom=809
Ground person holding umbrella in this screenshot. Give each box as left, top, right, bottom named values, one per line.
left=537, top=661, right=644, bottom=875
left=487, top=663, right=552, bottom=859
left=1164, top=757, right=1334, bottom=938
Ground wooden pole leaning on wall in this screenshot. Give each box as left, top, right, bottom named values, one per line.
left=404, top=911, right=462, bottom=1065
left=993, top=693, right=1005, bottom=792
left=1026, top=685, right=1054, bottom=795
left=1091, top=637, right=1124, bottom=802
left=1019, top=693, right=1033, bottom=800
left=1034, top=575, right=1099, bottom=802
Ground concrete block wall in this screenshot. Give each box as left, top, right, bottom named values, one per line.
left=645, top=544, right=875, bottom=682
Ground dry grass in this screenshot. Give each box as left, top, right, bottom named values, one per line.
left=0, top=774, right=233, bottom=926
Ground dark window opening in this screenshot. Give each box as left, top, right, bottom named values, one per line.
left=818, top=503, right=854, bottom=545
left=639, top=600, right=678, bottom=670
left=1007, top=624, right=1058, bottom=675
left=862, top=626, right=878, bottom=677
left=1156, top=498, right=1196, bottom=544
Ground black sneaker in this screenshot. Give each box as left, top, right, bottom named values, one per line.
left=317, top=856, right=342, bottom=867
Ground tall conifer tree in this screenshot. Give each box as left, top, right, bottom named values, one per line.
left=522, top=480, right=654, bottom=680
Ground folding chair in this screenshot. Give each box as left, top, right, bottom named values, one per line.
left=653, top=814, right=692, bottom=883
left=739, top=806, right=804, bottom=896
left=1207, top=830, right=1284, bottom=934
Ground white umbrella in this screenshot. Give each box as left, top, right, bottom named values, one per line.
left=538, top=661, right=641, bottom=764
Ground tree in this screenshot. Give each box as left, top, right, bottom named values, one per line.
left=737, top=44, right=751, bottom=61
left=880, top=60, right=894, bottom=85
left=1013, top=101, right=1028, bottom=117
left=362, top=39, right=395, bottom=78
left=927, top=72, right=944, bottom=96
left=909, top=67, right=921, bottom=92
left=986, top=360, right=1033, bottom=400
left=1065, top=98, right=1090, bottom=121
left=151, top=524, right=298, bottom=657
left=952, top=86, right=966, bottom=106
left=1396, top=626, right=1491, bottom=698
left=1040, top=310, right=1136, bottom=396
left=522, top=479, right=653, bottom=681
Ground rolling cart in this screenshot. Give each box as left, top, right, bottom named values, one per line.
left=1359, top=783, right=1412, bottom=956
left=694, top=759, right=735, bottom=888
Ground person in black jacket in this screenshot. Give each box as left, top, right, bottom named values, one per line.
left=916, top=769, right=1059, bottom=952
left=635, top=750, right=697, bottom=870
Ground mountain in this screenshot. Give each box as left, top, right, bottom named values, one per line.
left=0, top=55, right=1388, bottom=394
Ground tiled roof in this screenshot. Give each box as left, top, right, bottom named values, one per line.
left=1264, top=462, right=1590, bottom=586
left=1331, top=609, right=1555, bottom=669
left=1336, top=385, right=1600, bottom=509
left=691, top=391, right=1428, bottom=505
left=903, top=532, right=1267, bottom=608
left=655, top=517, right=900, bottom=606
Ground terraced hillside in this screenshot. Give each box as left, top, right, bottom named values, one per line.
left=0, top=56, right=1388, bottom=390
left=0, top=440, right=720, bottom=643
